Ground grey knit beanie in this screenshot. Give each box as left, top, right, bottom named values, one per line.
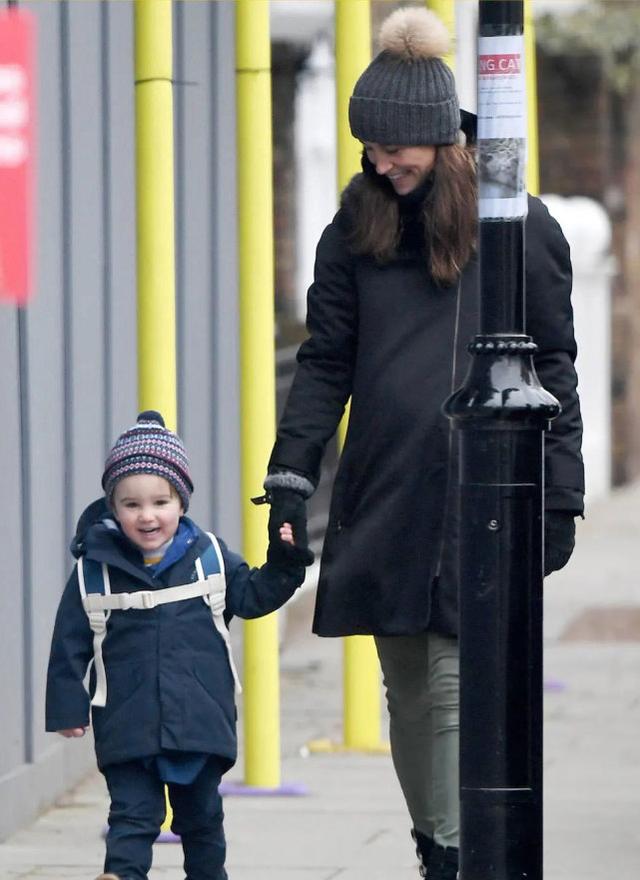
left=349, top=7, right=459, bottom=147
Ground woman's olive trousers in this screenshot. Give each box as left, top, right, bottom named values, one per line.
left=375, top=631, right=460, bottom=849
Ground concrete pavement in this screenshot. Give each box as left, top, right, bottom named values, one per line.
left=1, top=482, right=640, bottom=879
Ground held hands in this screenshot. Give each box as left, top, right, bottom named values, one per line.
left=544, top=511, right=576, bottom=577
left=279, top=522, right=294, bottom=544
left=266, top=488, right=315, bottom=568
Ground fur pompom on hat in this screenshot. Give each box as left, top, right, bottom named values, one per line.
left=102, top=411, right=193, bottom=511
left=379, top=7, right=451, bottom=60
left=349, top=6, right=459, bottom=147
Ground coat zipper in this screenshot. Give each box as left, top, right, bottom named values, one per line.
left=434, top=277, right=462, bottom=581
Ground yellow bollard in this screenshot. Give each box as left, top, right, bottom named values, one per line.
left=427, top=0, right=456, bottom=72
left=135, top=0, right=177, bottom=430
left=335, top=0, right=371, bottom=193
left=333, top=0, right=387, bottom=754
left=133, top=0, right=177, bottom=836
left=524, top=0, right=540, bottom=195
left=236, top=0, right=281, bottom=789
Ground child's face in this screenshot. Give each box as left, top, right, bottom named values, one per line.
left=111, top=474, right=183, bottom=553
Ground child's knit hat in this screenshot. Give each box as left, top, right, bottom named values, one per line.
left=349, top=7, right=459, bottom=147
left=102, top=411, right=193, bottom=511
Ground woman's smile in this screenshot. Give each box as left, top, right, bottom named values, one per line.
left=364, top=143, right=437, bottom=194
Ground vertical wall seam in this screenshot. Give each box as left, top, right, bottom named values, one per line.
left=209, top=2, right=220, bottom=529
left=60, top=1, right=73, bottom=544
left=174, top=2, right=185, bottom=433
left=17, top=307, right=33, bottom=763
left=100, top=2, right=112, bottom=453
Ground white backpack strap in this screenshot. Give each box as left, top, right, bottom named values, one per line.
left=198, top=533, right=242, bottom=695
left=82, top=579, right=212, bottom=612
left=77, top=558, right=110, bottom=708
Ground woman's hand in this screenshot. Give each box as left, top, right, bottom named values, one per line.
left=267, top=497, right=315, bottom=568
left=58, top=727, right=88, bottom=738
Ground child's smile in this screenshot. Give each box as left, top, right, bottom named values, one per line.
left=111, top=473, right=184, bottom=554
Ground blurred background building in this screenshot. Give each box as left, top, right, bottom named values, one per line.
left=0, top=0, right=636, bottom=841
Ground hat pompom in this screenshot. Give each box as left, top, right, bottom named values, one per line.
left=379, top=7, right=450, bottom=61
left=137, top=410, right=165, bottom=427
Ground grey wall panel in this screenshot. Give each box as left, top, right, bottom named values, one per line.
left=0, top=730, right=94, bottom=842
left=25, top=0, right=68, bottom=762
left=66, top=3, right=106, bottom=519
left=0, top=308, right=26, bottom=776
left=105, top=1, right=137, bottom=442
left=0, top=0, right=243, bottom=841
left=175, top=1, right=216, bottom=530
left=210, top=2, right=241, bottom=546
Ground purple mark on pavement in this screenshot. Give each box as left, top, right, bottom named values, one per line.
left=543, top=677, right=567, bottom=692
left=219, top=780, right=308, bottom=797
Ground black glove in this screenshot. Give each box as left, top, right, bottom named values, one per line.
left=265, top=488, right=315, bottom=568
left=544, top=511, right=576, bottom=577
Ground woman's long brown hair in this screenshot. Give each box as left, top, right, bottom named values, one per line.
left=347, top=144, right=477, bottom=287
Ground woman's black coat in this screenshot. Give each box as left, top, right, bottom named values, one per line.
left=270, top=176, right=584, bottom=638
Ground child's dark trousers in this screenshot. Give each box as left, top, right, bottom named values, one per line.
left=102, top=756, right=227, bottom=880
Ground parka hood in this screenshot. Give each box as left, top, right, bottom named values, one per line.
left=69, top=497, right=113, bottom=558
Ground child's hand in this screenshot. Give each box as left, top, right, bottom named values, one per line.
left=267, top=512, right=315, bottom=568
left=279, top=522, right=294, bottom=545
left=58, top=727, right=87, bottom=738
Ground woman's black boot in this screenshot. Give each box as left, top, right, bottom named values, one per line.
left=427, top=843, right=459, bottom=880
left=411, top=828, right=434, bottom=877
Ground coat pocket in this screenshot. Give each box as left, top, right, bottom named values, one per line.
left=92, top=662, right=146, bottom=746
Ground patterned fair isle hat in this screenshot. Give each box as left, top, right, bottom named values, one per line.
left=102, top=411, right=193, bottom=511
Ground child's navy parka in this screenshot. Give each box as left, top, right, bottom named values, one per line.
left=46, top=500, right=305, bottom=770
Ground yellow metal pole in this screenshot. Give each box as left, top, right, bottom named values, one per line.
left=335, top=0, right=384, bottom=753
left=135, top=0, right=177, bottom=430
left=134, top=0, right=177, bottom=834
left=335, top=0, right=370, bottom=193
left=427, top=0, right=456, bottom=71
left=524, top=0, right=540, bottom=195
left=236, top=0, right=281, bottom=788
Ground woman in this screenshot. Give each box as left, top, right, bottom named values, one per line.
left=264, top=8, right=584, bottom=879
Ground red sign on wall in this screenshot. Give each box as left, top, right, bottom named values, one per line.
left=0, top=10, right=35, bottom=305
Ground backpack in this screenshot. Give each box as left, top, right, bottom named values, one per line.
left=77, top=532, right=241, bottom=707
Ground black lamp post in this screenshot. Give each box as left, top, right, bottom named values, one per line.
left=444, top=2, right=559, bottom=877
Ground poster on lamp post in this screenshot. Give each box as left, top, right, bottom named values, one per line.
left=477, top=34, right=527, bottom=220
left=0, top=10, right=35, bottom=305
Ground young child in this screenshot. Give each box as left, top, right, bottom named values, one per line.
left=45, top=411, right=313, bottom=880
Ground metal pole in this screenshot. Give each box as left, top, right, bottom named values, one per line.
left=333, top=0, right=384, bottom=753
left=134, top=0, right=178, bottom=836
left=236, top=0, right=281, bottom=789
left=134, top=0, right=177, bottom=429
left=335, top=0, right=371, bottom=192
left=427, top=0, right=456, bottom=71
left=444, top=2, right=559, bottom=877
left=524, top=0, right=539, bottom=195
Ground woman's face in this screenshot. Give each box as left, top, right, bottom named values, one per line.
left=363, top=143, right=437, bottom=195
